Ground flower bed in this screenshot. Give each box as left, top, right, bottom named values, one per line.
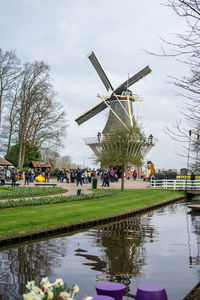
left=23, top=277, right=80, bottom=300
left=0, top=187, right=67, bottom=200
left=0, top=189, right=117, bottom=209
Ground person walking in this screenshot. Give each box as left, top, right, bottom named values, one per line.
left=190, top=172, right=196, bottom=189
left=0, top=169, right=5, bottom=185
left=5, top=169, right=10, bottom=181
left=76, top=168, right=82, bottom=186
left=44, top=168, right=50, bottom=183
left=109, top=169, right=114, bottom=182
left=133, top=170, right=137, bottom=180
left=127, top=169, right=131, bottom=180
left=24, top=170, right=29, bottom=185
left=11, top=169, right=17, bottom=187
left=84, top=170, right=88, bottom=184
left=88, top=170, right=91, bottom=183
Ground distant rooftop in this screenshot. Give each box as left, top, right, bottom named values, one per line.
left=31, top=161, right=52, bottom=168
left=0, top=157, right=13, bottom=167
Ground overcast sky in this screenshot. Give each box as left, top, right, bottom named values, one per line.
left=0, top=0, right=190, bottom=170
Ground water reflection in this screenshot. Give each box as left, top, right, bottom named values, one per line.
left=0, top=238, right=68, bottom=300
left=187, top=210, right=200, bottom=266
left=96, top=215, right=155, bottom=279
left=0, top=203, right=199, bottom=300
left=75, top=215, right=155, bottom=298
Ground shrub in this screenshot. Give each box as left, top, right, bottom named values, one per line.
left=154, top=173, right=167, bottom=179
left=166, top=172, right=177, bottom=179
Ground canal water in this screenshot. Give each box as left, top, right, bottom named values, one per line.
left=0, top=202, right=199, bottom=300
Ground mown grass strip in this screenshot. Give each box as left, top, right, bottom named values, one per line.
left=0, top=189, right=116, bottom=209
left=0, top=186, right=67, bottom=200
left=0, top=189, right=184, bottom=237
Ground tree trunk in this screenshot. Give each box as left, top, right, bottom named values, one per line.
left=18, top=137, right=23, bottom=169
left=0, top=91, right=2, bottom=124
left=21, top=143, right=26, bottom=169
left=7, top=123, right=13, bottom=155
left=121, top=164, right=125, bottom=191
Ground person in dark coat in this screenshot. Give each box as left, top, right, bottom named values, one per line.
left=0, top=169, right=5, bottom=185
left=24, top=170, right=29, bottom=185
left=11, top=169, right=17, bottom=187
left=76, top=168, right=82, bottom=186
left=190, top=172, right=196, bottom=189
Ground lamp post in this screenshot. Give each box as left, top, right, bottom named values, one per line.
left=148, top=134, right=153, bottom=144
left=186, top=130, right=192, bottom=191
left=195, top=134, right=200, bottom=173
left=186, top=130, right=200, bottom=191
left=97, top=132, right=101, bottom=143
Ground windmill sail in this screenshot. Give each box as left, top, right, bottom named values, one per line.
left=118, top=66, right=151, bottom=90
left=75, top=100, right=108, bottom=125
left=88, top=51, right=114, bottom=92
left=75, top=52, right=152, bottom=131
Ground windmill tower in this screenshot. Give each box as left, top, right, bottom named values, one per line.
left=75, top=51, right=156, bottom=159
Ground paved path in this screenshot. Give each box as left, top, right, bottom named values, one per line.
left=22, top=178, right=150, bottom=193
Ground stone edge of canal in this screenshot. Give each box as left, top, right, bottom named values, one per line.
left=183, top=280, right=200, bottom=300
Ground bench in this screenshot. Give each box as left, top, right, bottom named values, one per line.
left=35, top=183, right=57, bottom=187
left=1, top=182, right=20, bottom=186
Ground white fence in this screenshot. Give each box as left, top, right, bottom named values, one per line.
left=150, top=179, right=200, bottom=190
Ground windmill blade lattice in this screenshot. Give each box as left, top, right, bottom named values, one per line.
left=118, top=65, right=151, bottom=91
left=88, top=51, right=114, bottom=92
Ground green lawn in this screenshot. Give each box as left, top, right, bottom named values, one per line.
left=0, top=189, right=184, bottom=237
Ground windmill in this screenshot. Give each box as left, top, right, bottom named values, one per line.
left=75, top=51, right=156, bottom=158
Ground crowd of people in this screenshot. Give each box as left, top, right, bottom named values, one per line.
left=0, top=166, right=138, bottom=187
left=0, top=168, right=19, bottom=187
left=56, top=168, right=121, bottom=187
left=56, top=168, right=138, bottom=187
left=0, top=167, right=50, bottom=186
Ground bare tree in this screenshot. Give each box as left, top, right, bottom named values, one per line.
left=55, top=155, right=72, bottom=169
left=1, top=60, right=67, bottom=168
left=0, top=48, right=67, bottom=168
left=146, top=1, right=200, bottom=170
left=14, top=61, right=67, bottom=168
left=0, top=49, right=20, bottom=123
left=40, top=148, right=60, bottom=167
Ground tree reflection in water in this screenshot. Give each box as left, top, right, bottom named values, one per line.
left=0, top=238, right=67, bottom=300
left=188, top=210, right=200, bottom=266
left=75, top=213, right=156, bottom=298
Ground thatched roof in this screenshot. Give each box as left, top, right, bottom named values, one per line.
left=0, top=157, right=13, bottom=166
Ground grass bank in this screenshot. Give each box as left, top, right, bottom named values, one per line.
left=0, top=189, right=183, bottom=237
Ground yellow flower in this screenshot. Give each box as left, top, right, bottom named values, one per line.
left=60, top=291, right=70, bottom=300
left=73, top=284, right=79, bottom=293
left=44, top=283, right=53, bottom=292
left=24, top=296, right=34, bottom=300
left=54, top=278, right=64, bottom=287
left=26, top=281, right=36, bottom=291
left=33, top=286, right=40, bottom=294
left=48, top=291, right=54, bottom=299
left=85, top=297, right=93, bottom=300
left=40, top=277, right=49, bottom=286
left=23, top=291, right=43, bottom=300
